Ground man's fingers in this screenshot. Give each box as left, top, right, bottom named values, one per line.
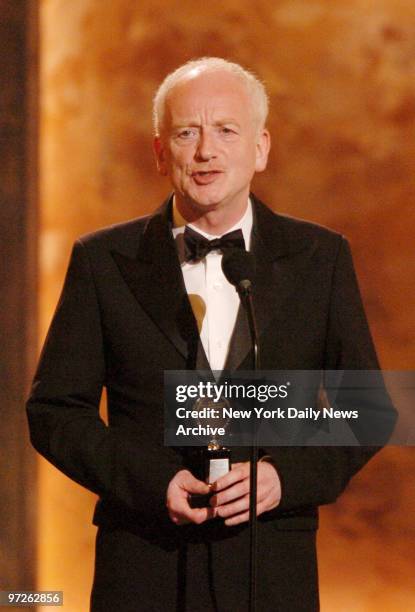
left=166, top=469, right=213, bottom=526
left=223, top=502, right=265, bottom=527
left=212, top=462, right=248, bottom=492
left=167, top=469, right=211, bottom=497
left=210, top=480, right=248, bottom=507
left=209, top=461, right=282, bottom=526
left=224, top=510, right=249, bottom=527
left=184, top=477, right=211, bottom=496
left=166, top=462, right=281, bottom=527
left=167, top=493, right=216, bottom=525
left=215, top=494, right=249, bottom=519
left=221, top=498, right=272, bottom=526
left=211, top=476, right=270, bottom=508
left=178, top=471, right=211, bottom=495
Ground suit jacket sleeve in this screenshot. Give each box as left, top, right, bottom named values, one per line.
left=26, top=239, right=181, bottom=523
left=264, top=237, right=397, bottom=512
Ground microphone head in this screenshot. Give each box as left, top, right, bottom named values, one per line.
left=221, top=249, right=255, bottom=288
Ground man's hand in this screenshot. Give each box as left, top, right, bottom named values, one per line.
left=166, top=469, right=215, bottom=525
left=210, top=461, right=281, bottom=526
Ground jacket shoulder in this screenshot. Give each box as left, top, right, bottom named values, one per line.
left=262, top=200, right=342, bottom=238
left=252, top=195, right=345, bottom=259
left=274, top=210, right=344, bottom=243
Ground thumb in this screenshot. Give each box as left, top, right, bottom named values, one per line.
left=180, top=472, right=211, bottom=495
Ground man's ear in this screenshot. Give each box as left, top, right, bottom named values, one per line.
left=255, top=129, right=271, bottom=173
left=153, top=136, right=168, bottom=176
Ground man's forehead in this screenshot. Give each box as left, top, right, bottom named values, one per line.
left=164, top=102, right=251, bottom=132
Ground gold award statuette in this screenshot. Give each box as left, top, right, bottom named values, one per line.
left=189, top=397, right=231, bottom=508
left=204, top=440, right=231, bottom=484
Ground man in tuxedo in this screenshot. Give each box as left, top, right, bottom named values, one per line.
left=27, top=58, right=393, bottom=611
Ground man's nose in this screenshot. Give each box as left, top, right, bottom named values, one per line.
left=195, top=131, right=217, bottom=161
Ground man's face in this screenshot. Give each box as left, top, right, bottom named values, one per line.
left=154, top=70, right=270, bottom=218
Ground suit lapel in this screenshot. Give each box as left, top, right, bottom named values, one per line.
left=111, top=194, right=313, bottom=372
left=224, top=195, right=312, bottom=371
left=111, top=198, right=208, bottom=367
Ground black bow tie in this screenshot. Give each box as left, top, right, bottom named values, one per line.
left=183, top=226, right=246, bottom=262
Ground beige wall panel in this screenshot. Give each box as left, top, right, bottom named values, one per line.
left=39, top=1, right=415, bottom=609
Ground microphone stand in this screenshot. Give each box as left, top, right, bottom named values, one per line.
left=238, top=280, right=260, bottom=612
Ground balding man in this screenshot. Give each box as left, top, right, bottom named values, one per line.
left=27, top=58, right=389, bottom=611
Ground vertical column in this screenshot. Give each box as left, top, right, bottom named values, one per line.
left=0, top=0, right=38, bottom=598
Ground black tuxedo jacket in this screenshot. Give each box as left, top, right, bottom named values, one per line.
left=27, top=195, right=391, bottom=611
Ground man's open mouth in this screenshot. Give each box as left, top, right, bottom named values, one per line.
left=192, top=170, right=222, bottom=184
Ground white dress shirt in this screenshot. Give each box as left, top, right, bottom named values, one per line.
left=172, top=200, right=253, bottom=371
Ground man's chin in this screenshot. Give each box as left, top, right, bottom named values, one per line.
left=179, top=195, right=222, bottom=216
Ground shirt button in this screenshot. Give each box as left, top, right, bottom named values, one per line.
left=213, top=282, right=223, bottom=291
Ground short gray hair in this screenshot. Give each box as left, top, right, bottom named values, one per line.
left=153, top=57, right=269, bottom=135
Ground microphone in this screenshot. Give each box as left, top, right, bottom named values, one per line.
left=222, top=247, right=259, bottom=612
left=221, top=249, right=256, bottom=296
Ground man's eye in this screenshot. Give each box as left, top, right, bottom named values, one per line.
left=220, top=127, right=237, bottom=136
left=177, top=129, right=197, bottom=139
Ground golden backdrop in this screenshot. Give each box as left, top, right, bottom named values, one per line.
left=38, top=1, right=415, bottom=610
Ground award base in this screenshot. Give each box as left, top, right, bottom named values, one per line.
left=190, top=445, right=231, bottom=509
left=204, top=446, right=231, bottom=484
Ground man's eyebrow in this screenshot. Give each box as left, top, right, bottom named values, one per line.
left=171, top=122, right=201, bottom=129
left=214, top=119, right=241, bottom=126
